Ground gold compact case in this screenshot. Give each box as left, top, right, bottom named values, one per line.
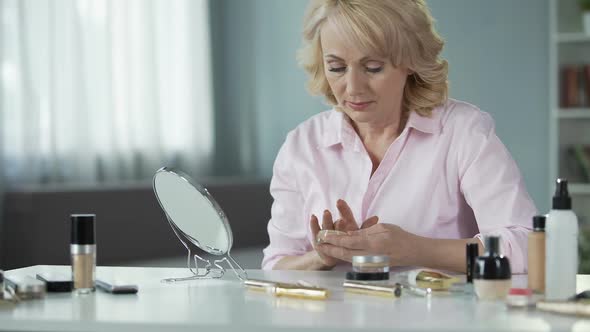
left=408, top=269, right=459, bottom=290
left=244, top=279, right=329, bottom=300
left=343, top=281, right=401, bottom=298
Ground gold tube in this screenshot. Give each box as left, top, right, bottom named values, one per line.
left=244, top=279, right=276, bottom=292
left=244, top=279, right=329, bottom=300
left=274, top=283, right=329, bottom=300
left=343, top=281, right=402, bottom=298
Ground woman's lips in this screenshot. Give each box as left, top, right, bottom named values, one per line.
left=346, top=101, right=373, bottom=111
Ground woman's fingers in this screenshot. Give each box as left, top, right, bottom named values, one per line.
left=334, top=218, right=357, bottom=232
left=322, top=232, right=367, bottom=250
left=360, top=216, right=379, bottom=229
left=317, top=243, right=367, bottom=262
left=336, top=199, right=356, bottom=225
left=322, top=209, right=334, bottom=230
left=310, top=214, right=321, bottom=238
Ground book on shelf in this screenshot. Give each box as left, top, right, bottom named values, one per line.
left=570, top=144, right=590, bottom=183
left=585, top=65, right=590, bottom=108
left=561, top=65, right=580, bottom=108
left=560, top=64, right=590, bottom=109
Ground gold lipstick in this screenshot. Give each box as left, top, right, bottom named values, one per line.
left=343, top=281, right=402, bottom=298
left=244, top=279, right=329, bottom=300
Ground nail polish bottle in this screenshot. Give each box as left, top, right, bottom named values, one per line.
left=473, top=236, right=511, bottom=300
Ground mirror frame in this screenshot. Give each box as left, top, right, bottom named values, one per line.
left=153, top=167, right=247, bottom=282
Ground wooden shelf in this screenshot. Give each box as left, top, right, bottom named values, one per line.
left=556, top=33, right=590, bottom=43
left=570, top=183, right=590, bottom=195
left=557, top=108, right=590, bottom=119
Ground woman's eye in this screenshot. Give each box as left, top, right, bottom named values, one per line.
left=366, top=66, right=383, bottom=73
left=328, top=67, right=346, bottom=73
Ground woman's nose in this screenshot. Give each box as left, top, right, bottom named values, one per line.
left=345, top=69, right=367, bottom=97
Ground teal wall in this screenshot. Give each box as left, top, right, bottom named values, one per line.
left=210, top=0, right=550, bottom=212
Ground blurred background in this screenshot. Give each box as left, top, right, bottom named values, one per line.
left=1, top=0, right=589, bottom=272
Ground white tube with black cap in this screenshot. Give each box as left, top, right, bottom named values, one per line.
left=545, top=179, right=578, bottom=301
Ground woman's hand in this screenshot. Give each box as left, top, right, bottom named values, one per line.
left=310, top=199, right=378, bottom=268
left=316, top=223, right=419, bottom=266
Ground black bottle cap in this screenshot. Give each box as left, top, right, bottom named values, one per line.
left=474, top=235, right=511, bottom=280
left=552, top=178, right=572, bottom=210
left=345, top=271, right=389, bottom=281
left=532, top=215, right=546, bottom=231
left=466, top=243, right=479, bottom=283
left=484, top=236, right=500, bottom=255
left=71, top=214, right=96, bottom=245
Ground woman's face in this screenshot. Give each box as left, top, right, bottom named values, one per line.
left=320, top=21, right=410, bottom=126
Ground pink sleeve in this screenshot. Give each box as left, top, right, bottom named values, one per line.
left=261, top=133, right=312, bottom=270
left=458, top=112, right=537, bottom=274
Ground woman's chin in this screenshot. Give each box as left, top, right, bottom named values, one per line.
left=344, top=109, right=376, bottom=124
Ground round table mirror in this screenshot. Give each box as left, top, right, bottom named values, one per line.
left=153, top=167, right=247, bottom=282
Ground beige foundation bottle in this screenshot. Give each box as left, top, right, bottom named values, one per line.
left=71, top=214, right=96, bottom=294
left=528, top=215, right=545, bottom=293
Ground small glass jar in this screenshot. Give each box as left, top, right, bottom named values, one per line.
left=346, top=255, right=390, bottom=281
left=352, top=255, right=390, bottom=273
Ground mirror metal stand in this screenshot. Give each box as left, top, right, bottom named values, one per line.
left=161, top=217, right=248, bottom=283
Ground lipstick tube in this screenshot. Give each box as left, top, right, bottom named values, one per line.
left=343, top=281, right=402, bottom=298
left=244, top=279, right=329, bottom=300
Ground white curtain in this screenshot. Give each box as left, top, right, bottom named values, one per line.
left=0, top=0, right=213, bottom=186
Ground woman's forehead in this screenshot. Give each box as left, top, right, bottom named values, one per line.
left=320, top=20, right=385, bottom=61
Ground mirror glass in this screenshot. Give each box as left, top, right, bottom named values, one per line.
left=153, top=167, right=246, bottom=281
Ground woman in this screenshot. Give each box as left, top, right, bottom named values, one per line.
left=262, top=0, right=537, bottom=273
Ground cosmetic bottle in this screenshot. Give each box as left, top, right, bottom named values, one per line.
left=71, top=214, right=96, bottom=294
left=346, top=255, right=390, bottom=281
left=545, top=179, right=578, bottom=301
left=473, top=236, right=511, bottom=300
left=466, top=243, right=479, bottom=283
left=528, top=215, right=546, bottom=293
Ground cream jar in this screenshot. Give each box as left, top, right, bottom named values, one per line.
left=346, top=255, right=390, bottom=281
left=473, top=236, right=511, bottom=300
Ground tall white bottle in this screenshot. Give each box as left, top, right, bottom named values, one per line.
left=545, top=178, right=579, bottom=301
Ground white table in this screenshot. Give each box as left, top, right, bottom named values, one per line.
left=1, top=265, right=589, bottom=332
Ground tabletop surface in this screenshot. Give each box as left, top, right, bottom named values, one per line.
left=1, top=265, right=589, bottom=332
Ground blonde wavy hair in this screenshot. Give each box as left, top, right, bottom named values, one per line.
left=298, top=0, right=448, bottom=116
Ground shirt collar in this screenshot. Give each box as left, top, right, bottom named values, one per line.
left=321, top=110, right=354, bottom=149
left=320, top=106, right=442, bottom=149
left=405, top=108, right=442, bottom=134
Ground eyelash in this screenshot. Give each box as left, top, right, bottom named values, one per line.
left=328, top=66, right=383, bottom=73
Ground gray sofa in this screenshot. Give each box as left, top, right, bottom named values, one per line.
left=1, top=178, right=272, bottom=270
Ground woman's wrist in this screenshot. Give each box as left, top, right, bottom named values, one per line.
left=311, top=251, right=334, bottom=270
left=274, top=250, right=334, bottom=270
left=410, top=235, right=483, bottom=273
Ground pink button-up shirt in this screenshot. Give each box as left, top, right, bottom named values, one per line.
left=262, top=99, right=537, bottom=273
